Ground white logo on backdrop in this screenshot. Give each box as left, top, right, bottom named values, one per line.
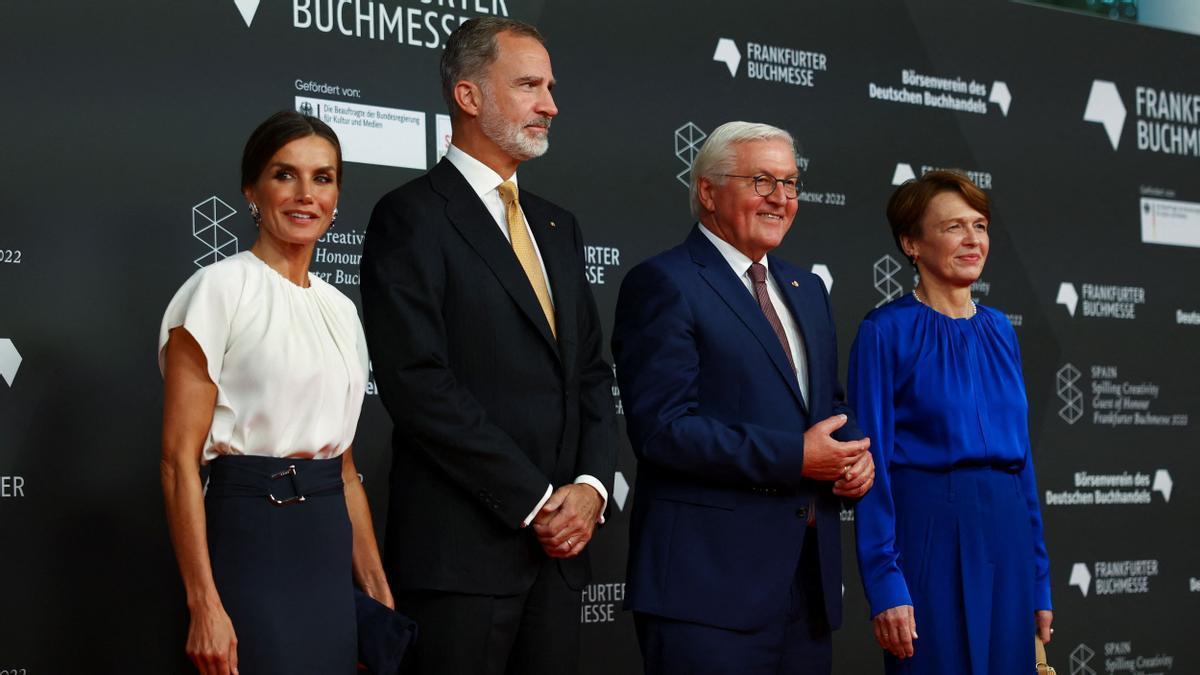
left=675, top=122, right=708, bottom=187
left=1070, top=562, right=1092, bottom=597
left=1055, top=281, right=1145, bottom=320
left=1070, top=644, right=1097, bottom=675
left=0, top=339, right=21, bottom=387
left=869, top=69, right=1004, bottom=115
left=192, top=197, right=240, bottom=268
left=891, top=163, right=916, bottom=185
left=1057, top=282, right=1079, bottom=316
left=435, top=113, right=452, bottom=163
left=1046, top=468, right=1172, bottom=507
left=1056, top=364, right=1084, bottom=424
left=713, top=38, right=740, bottom=77
left=714, top=37, right=829, bottom=87
left=873, top=255, right=903, bottom=307
left=989, top=81, right=1012, bottom=116
left=1152, top=469, right=1174, bottom=502
left=613, top=471, right=629, bottom=512
left=1084, top=80, right=1127, bottom=151
left=892, top=162, right=993, bottom=190
left=811, top=264, right=833, bottom=293
left=584, top=245, right=621, bottom=286
left=233, top=0, right=260, bottom=27
left=296, top=97, right=426, bottom=170
left=1143, top=195, right=1200, bottom=249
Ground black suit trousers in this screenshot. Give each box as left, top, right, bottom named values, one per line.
left=397, top=558, right=581, bottom=675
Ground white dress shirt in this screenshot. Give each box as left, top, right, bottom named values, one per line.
left=444, top=145, right=608, bottom=526
left=698, top=223, right=810, bottom=405
left=444, top=145, right=554, bottom=305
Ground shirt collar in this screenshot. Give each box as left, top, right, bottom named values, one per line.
left=445, top=144, right=519, bottom=200
left=698, top=223, right=768, bottom=278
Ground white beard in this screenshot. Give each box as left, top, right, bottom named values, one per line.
left=479, top=100, right=550, bottom=161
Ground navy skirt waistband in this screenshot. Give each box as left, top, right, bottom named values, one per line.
left=206, top=455, right=344, bottom=503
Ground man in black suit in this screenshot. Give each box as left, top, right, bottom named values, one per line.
left=360, top=17, right=616, bottom=675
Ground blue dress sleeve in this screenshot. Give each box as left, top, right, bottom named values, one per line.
left=848, top=318, right=912, bottom=616
left=1007, top=324, right=1054, bottom=611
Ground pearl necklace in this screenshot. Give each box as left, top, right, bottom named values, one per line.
left=912, top=286, right=976, bottom=319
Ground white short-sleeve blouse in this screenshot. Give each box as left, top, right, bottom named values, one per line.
left=158, top=251, right=368, bottom=463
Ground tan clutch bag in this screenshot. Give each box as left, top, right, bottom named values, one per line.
left=1036, top=637, right=1056, bottom=674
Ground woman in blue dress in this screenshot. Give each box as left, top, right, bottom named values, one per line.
left=848, top=170, right=1053, bottom=674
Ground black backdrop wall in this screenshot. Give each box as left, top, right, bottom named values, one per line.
left=2, top=1, right=1198, bottom=673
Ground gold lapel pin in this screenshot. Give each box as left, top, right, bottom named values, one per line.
left=791, top=280, right=799, bottom=287
left=549, top=220, right=557, bottom=229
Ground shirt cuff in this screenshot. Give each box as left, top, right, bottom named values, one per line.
left=574, top=474, right=609, bottom=525
left=521, top=484, right=553, bottom=528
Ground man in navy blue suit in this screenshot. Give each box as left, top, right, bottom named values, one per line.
left=612, top=121, right=875, bottom=674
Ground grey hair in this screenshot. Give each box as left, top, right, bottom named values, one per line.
left=688, top=121, right=797, bottom=219
left=440, top=17, right=544, bottom=119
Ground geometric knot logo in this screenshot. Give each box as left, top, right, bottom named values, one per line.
left=1056, top=364, right=1084, bottom=425
left=613, top=471, right=630, bottom=512
left=712, top=38, right=741, bottom=77
left=675, top=122, right=708, bottom=187
left=1069, top=562, right=1092, bottom=597
left=1070, top=643, right=1096, bottom=675
left=233, top=0, right=261, bottom=27
left=1057, top=282, right=1079, bottom=317
left=192, top=196, right=240, bottom=268
left=989, top=80, right=1012, bottom=116
left=1083, top=79, right=1126, bottom=151
left=0, top=338, right=21, bottom=387
left=891, top=162, right=916, bottom=186
left=873, top=254, right=903, bottom=307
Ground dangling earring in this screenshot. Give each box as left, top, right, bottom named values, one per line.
left=331, top=207, right=338, bottom=228
left=248, top=202, right=261, bottom=226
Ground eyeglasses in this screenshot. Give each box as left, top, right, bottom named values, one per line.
left=721, top=174, right=802, bottom=199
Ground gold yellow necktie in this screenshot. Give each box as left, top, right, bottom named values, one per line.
left=497, top=181, right=556, bottom=337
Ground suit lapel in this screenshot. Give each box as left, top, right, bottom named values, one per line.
left=526, top=197, right=576, bottom=360
left=770, top=258, right=821, bottom=414
left=686, top=228, right=806, bottom=411
left=430, top=160, right=560, bottom=356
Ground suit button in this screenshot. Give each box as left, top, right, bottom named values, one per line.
left=795, top=507, right=808, bottom=520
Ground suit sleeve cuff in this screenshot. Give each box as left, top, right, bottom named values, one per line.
left=574, top=475, right=608, bottom=525
left=521, top=484, right=553, bottom=527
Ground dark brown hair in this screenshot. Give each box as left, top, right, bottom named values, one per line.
left=886, top=169, right=989, bottom=265
left=240, top=110, right=342, bottom=188
left=440, top=17, right=545, bottom=118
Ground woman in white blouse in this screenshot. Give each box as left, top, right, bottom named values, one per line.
left=159, top=111, right=392, bottom=675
